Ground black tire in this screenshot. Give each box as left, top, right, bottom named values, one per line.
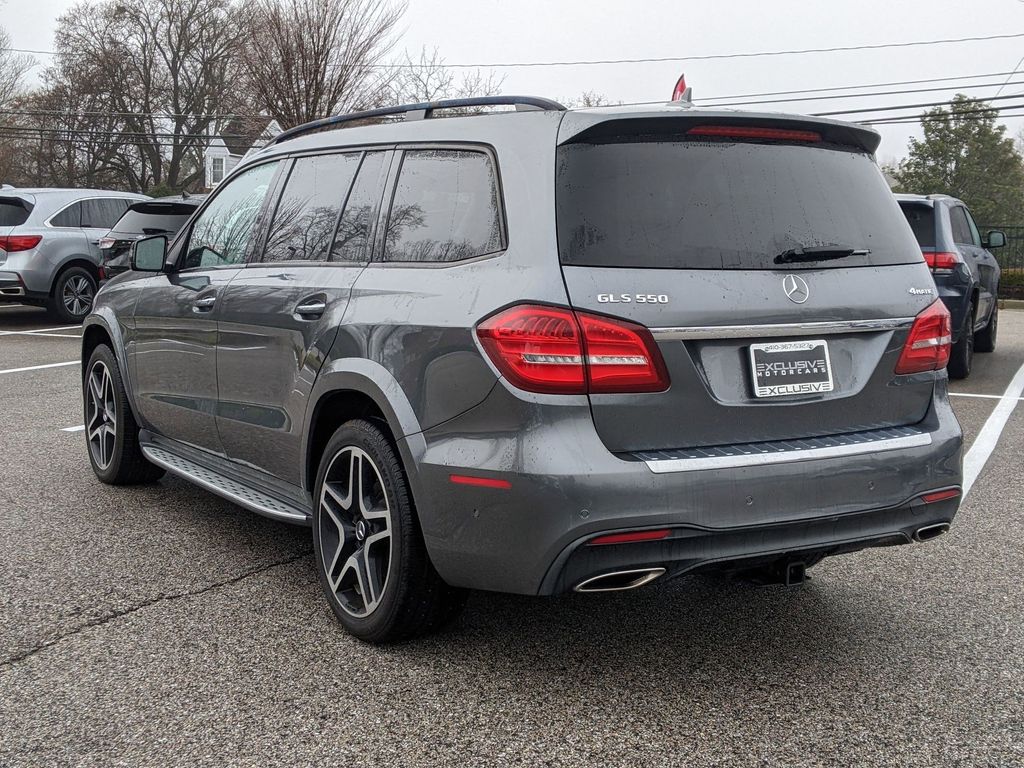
left=947, top=303, right=975, bottom=380
left=974, top=301, right=998, bottom=353
left=50, top=266, right=97, bottom=324
left=312, top=419, right=466, bottom=643
left=84, top=344, right=166, bottom=485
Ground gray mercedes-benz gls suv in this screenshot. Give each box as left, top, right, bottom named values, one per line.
left=82, top=97, right=963, bottom=642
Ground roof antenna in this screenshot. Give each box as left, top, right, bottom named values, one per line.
left=671, top=73, right=692, bottom=103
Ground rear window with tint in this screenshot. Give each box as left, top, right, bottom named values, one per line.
left=0, top=198, right=31, bottom=226
left=897, top=202, right=936, bottom=249
left=556, top=140, right=922, bottom=269
left=111, top=204, right=197, bottom=237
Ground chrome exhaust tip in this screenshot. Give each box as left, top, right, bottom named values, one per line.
left=574, top=568, right=666, bottom=593
left=914, top=523, right=950, bottom=543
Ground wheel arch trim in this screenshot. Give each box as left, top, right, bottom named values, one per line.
left=81, top=312, right=142, bottom=421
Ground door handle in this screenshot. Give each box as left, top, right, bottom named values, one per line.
left=193, top=295, right=217, bottom=312
left=295, top=300, right=327, bottom=317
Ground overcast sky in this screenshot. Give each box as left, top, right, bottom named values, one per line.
left=6, top=0, right=1024, bottom=162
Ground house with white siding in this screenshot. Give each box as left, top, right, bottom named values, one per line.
left=203, top=118, right=282, bottom=190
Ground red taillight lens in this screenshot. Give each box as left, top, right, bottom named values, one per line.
left=895, top=299, right=952, bottom=375
left=922, top=251, right=960, bottom=272
left=476, top=305, right=670, bottom=395
left=97, top=237, right=117, bottom=250
left=686, top=125, right=821, bottom=142
left=0, top=235, right=42, bottom=252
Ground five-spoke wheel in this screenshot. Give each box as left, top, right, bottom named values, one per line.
left=86, top=360, right=117, bottom=470
left=318, top=446, right=393, bottom=618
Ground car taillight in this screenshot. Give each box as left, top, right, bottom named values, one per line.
left=922, top=251, right=960, bottom=272
left=895, top=299, right=952, bottom=374
left=97, top=237, right=117, bottom=250
left=475, top=304, right=670, bottom=395
left=0, top=235, right=42, bottom=252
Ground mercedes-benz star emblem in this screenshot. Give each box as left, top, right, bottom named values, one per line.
left=782, top=274, right=810, bottom=304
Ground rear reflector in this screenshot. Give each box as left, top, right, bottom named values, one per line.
left=686, top=125, right=822, bottom=142
left=0, top=235, right=42, bottom=252
left=922, top=251, right=960, bottom=272
left=449, top=474, right=512, bottom=490
left=476, top=304, right=669, bottom=395
left=589, top=529, right=671, bottom=546
left=895, top=299, right=952, bottom=375
left=921, top=489, right=960, bottom=504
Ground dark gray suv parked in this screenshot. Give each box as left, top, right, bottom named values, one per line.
left=896, top=194, right=1002, bottom=379
left=82, top=97, right=964, bottom=642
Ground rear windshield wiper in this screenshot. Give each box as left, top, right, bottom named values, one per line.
left=774, top=245, right=870, bottom=264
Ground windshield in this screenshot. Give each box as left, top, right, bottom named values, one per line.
left=556, top=139, right=923, bottom=270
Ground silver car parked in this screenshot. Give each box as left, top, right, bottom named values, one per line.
left=0, top=189, right=148, bottom=322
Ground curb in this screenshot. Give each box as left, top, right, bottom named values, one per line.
left=999, top=299, right=1024, bottom=310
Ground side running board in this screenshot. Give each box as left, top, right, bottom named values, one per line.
left=141, top=444, right=310, bottom=524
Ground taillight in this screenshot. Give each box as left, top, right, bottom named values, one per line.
left=97, top=237, right=117, bottom=250
left=476, top=304, right=670, bottom=395
left=0, top=235, right=42, bottom=252
left=895, top=299, right=952, bottom=374
left=686, top=125, right=822, bottom=142
left=922, top=251, right=960, bottom=272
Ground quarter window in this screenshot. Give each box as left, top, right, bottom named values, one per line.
left=261, top=153, right=360, bottom=263
left=183, top=161, right=279, bottom=269
left=382, top=149, right=502, bottom=263
left=81, top=198, right=129, bottom=229
left=50, top=202, right=83, bottom=228
left=963, top=207, right=982, bottom=247
left=331, top=151, right=387, bottom=263
left=950, top=206, right=974, bottom=246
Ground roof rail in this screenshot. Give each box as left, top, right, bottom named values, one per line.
left=269, top=96, right=567, bottom=146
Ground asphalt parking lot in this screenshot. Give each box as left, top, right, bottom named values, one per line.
left=1, top=304, right=1023, bottom=767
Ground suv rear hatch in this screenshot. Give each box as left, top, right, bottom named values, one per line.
left=554, top=111, right=939, bottom=453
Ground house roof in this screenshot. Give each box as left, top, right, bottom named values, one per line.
left=221, top=117, right=279, bottom=156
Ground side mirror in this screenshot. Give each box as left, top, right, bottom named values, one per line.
left=984, top=230, right=1006, bottom=249
left=131, top=234, right=168, bottom=272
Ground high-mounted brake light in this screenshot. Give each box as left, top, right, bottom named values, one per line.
left=922, top=251, right=960, bottom=272
left=0, top=235, right=42, bottom=253
left=686, top=125, right=822, bottom=142
left=475, top=305, right=670, bottom=395
left=895, top=299, right=952, bottom=375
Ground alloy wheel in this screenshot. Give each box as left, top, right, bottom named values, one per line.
left=318, top=446, right=393, bottom=618
left=86, top=361, right=117, bottom=470
left=63, top=275, right=95, bottom=317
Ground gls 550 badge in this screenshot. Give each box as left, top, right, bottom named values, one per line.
left=597, top=293, right=669, bottom=304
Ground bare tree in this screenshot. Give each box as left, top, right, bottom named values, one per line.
left=0, top=26, right=32, bottom=108
left=240, top=0, right=405, bottom=128
left=0, top=24, right=35, bottom=183
left=387, top=47, right=504, bottom=105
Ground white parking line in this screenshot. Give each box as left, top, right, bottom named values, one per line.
left=61, top=425, right=85, bottom=432
left=962, top=360, right=1024, bottom=497
left=0, top=331, right=82, bottom=339
left=0, top=325, right=81, bottom=336
left=0, top=360, right=79, bottom=375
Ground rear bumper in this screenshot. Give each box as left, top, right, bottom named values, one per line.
left=410, top=376, right=962, bottom=596
left=0, top=271, right=26, bottom=298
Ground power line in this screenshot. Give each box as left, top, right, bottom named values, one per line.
left=860, top=102, right=1024, bottom=125
left=7, top=30, right=1024, bottom=69
left=813, top=90, right=1024, bottom=117
left=711, top=78, right=1024, bottom=108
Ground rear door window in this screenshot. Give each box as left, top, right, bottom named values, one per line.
left=50, top=202, right=83, bottom=228
left=0, top=198, right=32, bottom=226
left=898, top=202, right=936, bottom=249
left=950, top=206, right=974, bottom=246
left=331, top=151, right=387, bottom=263
left=81, top=198, right=130, bottom=229
left=556, top=139, right=921, bottom=269
left=382, top=149, right=502, bottom=263
left=261, top=153, right=360, bottom=263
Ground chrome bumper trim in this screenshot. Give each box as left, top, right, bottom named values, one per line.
left=639, top=431, right=933, bottom=474
left=650, top=317, right=915, bottom=341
